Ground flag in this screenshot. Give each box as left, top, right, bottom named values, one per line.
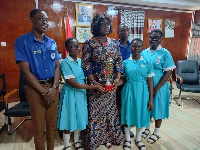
left=65, top=13, right=72, bottom=56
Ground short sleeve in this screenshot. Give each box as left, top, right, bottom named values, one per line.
left=163, top=51, right=176, bottom=71
left=53, top=41, right=60, bottom=60
left=14, top=37, right=28, bottom=63
left=147, top=61, right=155, bottom=77
left=60, top=60, right=75, bottom=79
left=81, top=40, right=93, bottom=77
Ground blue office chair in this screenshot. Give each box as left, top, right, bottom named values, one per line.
left=175, top=60, right=200, bottom=106
left=3, top=74, right=31, bottom=135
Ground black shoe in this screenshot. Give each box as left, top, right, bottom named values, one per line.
left=130, top=131, right=134, bottom=138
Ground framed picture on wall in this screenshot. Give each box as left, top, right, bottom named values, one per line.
left=75, top=3, right=93, bottom=26
left=165, top=19, right=175, bottom=38
left=148, top=18, right=163, bottom=32
left=76, top=27, right=92, bottom=43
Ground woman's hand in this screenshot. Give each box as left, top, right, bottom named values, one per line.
left=113, top=78, right=121, bottom=90
left=148, top=100, right=154, bottom=111
left=93, top=83, right=105, bottom=92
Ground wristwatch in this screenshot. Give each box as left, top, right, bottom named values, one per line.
left=53, top=85, right=59, bottom=90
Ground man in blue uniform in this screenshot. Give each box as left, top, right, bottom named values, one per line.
left=117, top=24, right=134, bottom=138
left=14, top=9, right=60, bottom=150
left=118, top=24, right=132, bottom=61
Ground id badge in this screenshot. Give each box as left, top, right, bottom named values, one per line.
left=156, top=56, right=161, bottom=64
left=51, top=52, right=55, bottom=59
left=51, top=43, right=56, bottom=59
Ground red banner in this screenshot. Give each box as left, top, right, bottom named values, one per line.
left=65, top=14, right=72, bottom=56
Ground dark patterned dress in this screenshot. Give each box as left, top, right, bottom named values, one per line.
left=81, top=38, right=124, bottom=150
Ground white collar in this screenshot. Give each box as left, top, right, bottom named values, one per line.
left=67, top=55, right=75, bottom=61
left=128, top=55, right=143, bottom=60
left=147, top=44, right=162, bottom=52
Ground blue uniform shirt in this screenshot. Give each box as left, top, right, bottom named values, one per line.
left=118, top=40, right=132, bottom=61
left=15, top=31, right=60, bottom=80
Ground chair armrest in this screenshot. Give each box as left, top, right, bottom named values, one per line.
left=3, top=89, right=19, bottom=104
left=168, top=76, right=173, bottom=83
left=176, top=74, right=183, bottom=84
left=168, top=76, right=173, bottom=87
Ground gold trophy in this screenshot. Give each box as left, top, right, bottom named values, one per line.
left=103, top=57, right=114, bottom=91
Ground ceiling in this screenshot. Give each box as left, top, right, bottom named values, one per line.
left=65, top=0, right=200, bottom=12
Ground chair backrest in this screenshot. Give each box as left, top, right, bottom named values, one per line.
left=177, top=60, right=199, bottom=85
left=0, top=73, right=6, bottom=96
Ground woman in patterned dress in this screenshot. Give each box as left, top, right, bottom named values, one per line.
left=81, top=14, right=124, bottom=150
left=141, top=29, right=176, bottom=144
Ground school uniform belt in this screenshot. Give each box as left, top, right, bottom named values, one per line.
left=38, top=78, right=53, bottom=84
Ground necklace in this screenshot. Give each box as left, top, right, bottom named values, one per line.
left=97, top=37, right=108, bottom=46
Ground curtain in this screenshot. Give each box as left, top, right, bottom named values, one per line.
left=119, top=10, right=145, bottom=41
left=188, top=37, right=200, bottom=63
left=187, top=20, right=200, bottom=63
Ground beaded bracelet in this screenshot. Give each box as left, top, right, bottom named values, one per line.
left=90, top=80, right=97, bottom=85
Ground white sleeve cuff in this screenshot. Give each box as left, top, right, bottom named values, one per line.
left=64, top=75, right=75, bottom=79
left=147, top=72, right=155, bottom=77
left=163, top=66, right=176, bottom=72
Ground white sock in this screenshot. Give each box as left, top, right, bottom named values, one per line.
left=124, top=126, right=131, bottom=150
left=154, top=128, right=160, bottom=135
left=136, top=127, right=143, bottom=142
left=63, top=133, right=71, bottom=148
left=74, top=129, right=83, bottom=149
left=136, top=127, right=146, bottom=150
left=124, top=126, right=130, bottom=141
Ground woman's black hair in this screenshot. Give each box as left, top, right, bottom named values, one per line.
left=131, top=38, right=143, bottom=45
left=65, top=37, right=77, bottom=49
left=91, top=14, right=113, bottom=37
left=30, top=8, right=44, bottom=18
left=150, top=29, right=163, bottom=37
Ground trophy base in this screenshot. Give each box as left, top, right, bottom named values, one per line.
left=103, top=84, right=114, bottom=91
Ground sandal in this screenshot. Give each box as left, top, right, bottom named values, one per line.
left=135, top=140, right=146, bottom=150
left=123, top=140, right=131, bottom=150
left=74, top=142, right=83, bottom=150
left=105, top=143, right=112, bottom=149
left=147, top=133, right=161, bottom=144
left=63, top=146, right=71, bottom=150
left=141, top=129, right=150, bottom=139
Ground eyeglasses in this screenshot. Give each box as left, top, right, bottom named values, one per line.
left=100, top=22, right=111, bottom=27
left=150, top=36, right=162, bottom=40
left=69, top=45, right=80, bottom=49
